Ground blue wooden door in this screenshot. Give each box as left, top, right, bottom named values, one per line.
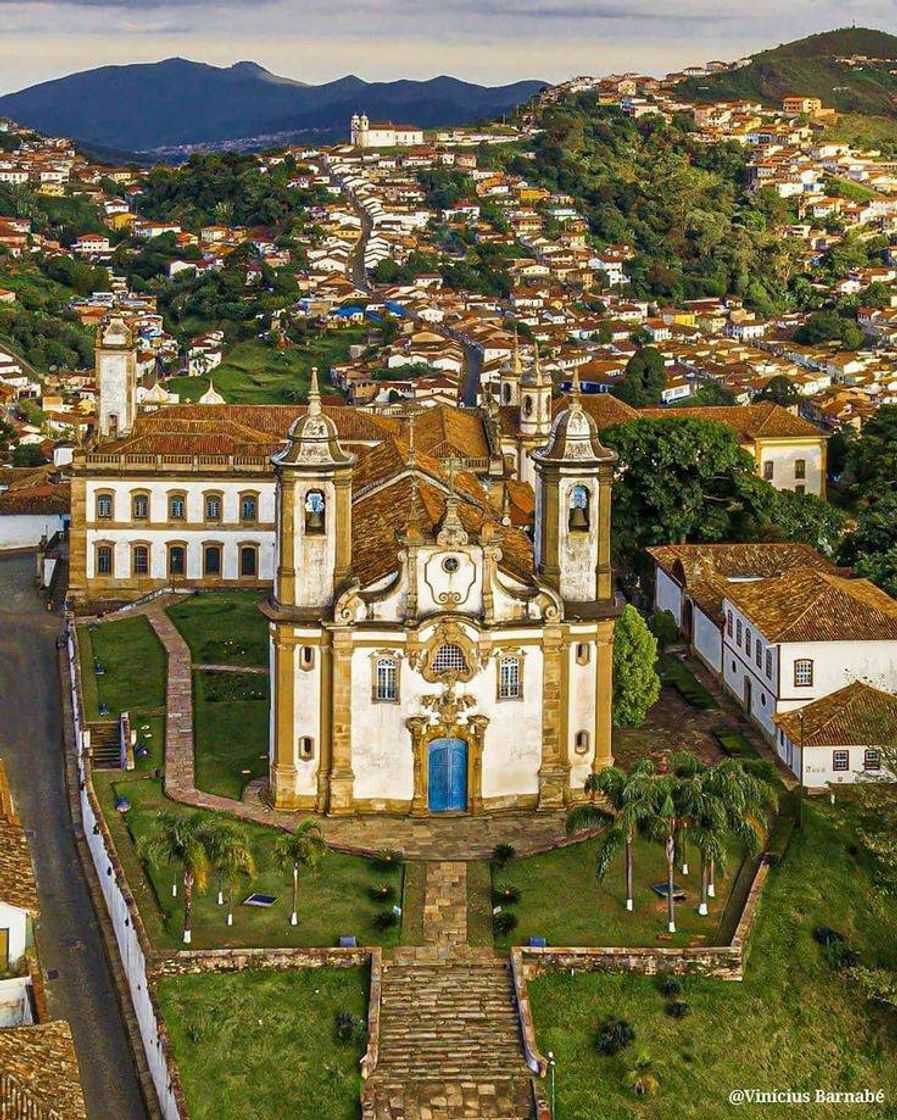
left=428, top=738, right=468, bottom=812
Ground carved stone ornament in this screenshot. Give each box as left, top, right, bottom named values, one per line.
left=408, top=618, right=483, bottom=683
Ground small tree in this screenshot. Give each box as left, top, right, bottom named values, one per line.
left=613, top=605, right=660, bottom=727
left=138, top=812, right=211, bottom=944
left=274, top=820, right=327, bottom=927
left=202, top=820, right=255, bottom=927
left=612, top=346, right=667, bottom=408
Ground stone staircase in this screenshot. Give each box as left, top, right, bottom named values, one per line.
left=362, top=956, right=536, bottom=1119
left=87, top=720, right=122, bottom=769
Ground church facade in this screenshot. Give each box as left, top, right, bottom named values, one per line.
left=263, top=371, right=619, bottom=815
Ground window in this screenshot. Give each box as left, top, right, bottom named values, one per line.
left=502, top=383, right=512, bottom=405
left=745, top=629, right=752, bottom=658
left=168, top=545, right=186, bottom=577
left=755, top=641, right=762, bottom=669
left=240, top=494, right=258, bottom=522
left=300, top=646, right=315, bottom=671
left=239, top=546, right=258, bottom=577
left=169, top=494, right=186, bottom=521
left=833, top=750, right=849, bottom=772
left=795, top=459, right=806, bottom=480
left=574, top=730, right=590, bottom=755
left=132, top=493, right=149, bottom=520
left=795, top=484, right=805, bottom=495
left=763, top=461, right=774, bottom=481
left=498, top=655, right=522, bottom=700
left=765, top=649, right=773, bottom=679
left=794, top=659, right=814, bottom=687
left=299, top=736, right=314, bottom=761
left=864, top=749, right=881, bottom=772
left=304, top=489, right=325, bottom=534
left=522, top=395, right=533, bottom=418
left=736, top=619, right=742, bottom=646
left=203, top=545, right=221, bottom=576
left=96, top=545, right=113, bottom=575
left=96, top=493, right=114, bottom=520
left=432, top=643, right=467, bottom=675
left=374, top=657, right=398, bottom=702
left=132, top=545, right=149, bottom=576
left=576, top=642, right=591, bottom=666
left=568, top=485, right=590, bottom=531
left=726, top=611, right=733, bottom=637
left=205, top=494, right=222, bottom=522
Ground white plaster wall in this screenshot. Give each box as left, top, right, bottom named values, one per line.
left=777, top=640, right=897, bottom=710
left=0, top=976, right=32, bottom=1026
left=86, top=479, right=276, bottom=525
left=99, top=350, right=133, bottom=435
left=0, top=903, right=28, bottom=969
left=779, top=735, right=893, bottom=788
left=293, top=640, right=321, bottom=796
left=654, top=569, right=682, bottom=627
left=0, top=512, right=66, bottom=550
left=693, top=610, right=722, bottom=674
left=414, top=547, right=484, bottom=618
left=567, top=639, right=597, bottom=790
left=86, top=529, right=275, bottom=580
left=759, top=443, right=824, bottom=496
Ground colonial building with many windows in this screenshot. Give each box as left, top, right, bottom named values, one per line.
left=263, top=371, right=620, bottom=815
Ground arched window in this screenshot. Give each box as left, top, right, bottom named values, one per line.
left=498, top=655, right=522, bottom=700
left=168, top=493, right=186, bottom=521
left=203, top=545, right=221, bottom=576
left=568, top=485, right=590, bottom=531
left=522, top=395, right=533, bottom=418
left=167, top=545, right=186, bottom=577
left=240, top=493, right=258, bottom=522
left=240, top=545, right=258, bottom=577
left=298, top=736, right=314, bottom=761
left=96, top=492, right=114, bottom=521
left=304, top=489, right=326, bottom=534
left=502, top=382, right=512, bottom=404
left=374, top=656, right=398, bottom=702
left=576, top=643, right=591, bottom=666
left=204, top=493, right=222, bottom=522
left=96, top=544, right=113, bottom=575
left=132, top=544, right=149, bottom=576
left=432, top=643, right=467, bottom=675
left=574, top=730, right=590, bottom=755
left=300, top=646, right=315, bottom=671
left=131, top=493, right=149, bottom=520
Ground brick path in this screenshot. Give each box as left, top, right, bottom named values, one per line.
left=424, top=863, right=468, bottom=947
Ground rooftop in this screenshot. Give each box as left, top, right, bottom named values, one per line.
left=774, top=681, right=897, bottom=748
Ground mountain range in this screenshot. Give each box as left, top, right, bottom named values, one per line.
left=0, top=59, right=545, bottom=155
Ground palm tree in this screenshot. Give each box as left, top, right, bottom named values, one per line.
left=642, top=774, right=682, bottom=934
left=567, top=761, right=657, bottom=912
left=274, top=821, right=327, bottom=927
left=202, top=820, right=256, bottom=927
left=138, top=812, right=212, bottom=944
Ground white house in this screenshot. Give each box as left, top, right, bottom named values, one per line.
left=773, top=681, right=897, bottom=787
left=0, top=760, right=38, bottom=983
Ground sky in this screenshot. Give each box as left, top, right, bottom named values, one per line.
left=0, top=1, right=894, bottom=94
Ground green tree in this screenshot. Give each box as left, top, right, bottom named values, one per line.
left=566, top=759, right=658, bottom=912
left=764, top=488, right=847, bottom=557
left=612, top=347, right=667, bottom=408
left=202, top=819, right=256, bottom=927
left=756, top=375, right=801, bottom=407
left=844, top=405, right=897, bottom=495
left=12, top=444, right=48, bottom=467
left=138, top=812, right=212, bottom=944
left=838, top=494, right=897, bottom=597
left=274, top=820, right=327, bottom=927
left=612, top=605, right=660, bottom=727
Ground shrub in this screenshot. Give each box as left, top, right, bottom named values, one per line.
left=372, top=909, right=398, bottom=930
left=649, top=609, right=679, bottom=651
left=371, top=849, right=404, bottom=872
left=492, top=843, right=516, bottom=867
left=813, top=926, right=845, bottom=947
left=368, top=882, right=396, bottom=904
left=334, top=1010, right=367, bottom=1045
left=492, top=885, right=521, bottom=906
left=656, top=974, right=683, bottom=998
left=666, top=1000, right=691, bottom=1019
left=493, top=910, right=518, bottom=936
left=596, top=1018, right=636, bottom=1056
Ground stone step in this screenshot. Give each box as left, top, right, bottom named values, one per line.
left=362, top=1078, right=534, bottom=1120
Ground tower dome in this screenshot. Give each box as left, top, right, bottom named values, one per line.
left=273, top=368, right=355, bottom=468
left=198, top=379, right=225, bottom=405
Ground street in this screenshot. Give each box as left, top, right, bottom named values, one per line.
left=0, top=551, right=146, bottom=1120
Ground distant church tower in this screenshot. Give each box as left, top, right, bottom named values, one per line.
left=532, top=372, right=616, bottom=605
left=350, top=113, right=369, bottom=147
left=517, top=344, right=553, bottom=489
left=266, top=369, right=356, bottom=811
left=96, top=314, right=137, bottom=439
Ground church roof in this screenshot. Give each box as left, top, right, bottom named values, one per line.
left=640, top=401, right=825, bottom=442
left=274, top=370, right=355, bottom=468
left=532, top=379, right=617, bottom=466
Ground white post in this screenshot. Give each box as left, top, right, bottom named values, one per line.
left=183, top=928, right=192, bottom=944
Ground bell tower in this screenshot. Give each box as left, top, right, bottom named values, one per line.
left=271, top=368, right=356, bottom=612
left=532, top=371, right=616, bottom=606
left=517, top=343, right=553, bottom=489
left=96, top=314, right=137, bottom=440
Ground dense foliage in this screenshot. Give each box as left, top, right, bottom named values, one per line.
left=612, top=605, right=661, bottom=727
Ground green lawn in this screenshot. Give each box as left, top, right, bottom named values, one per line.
left=467, top=861, right=494, bottom=947
left=166, top=331, right=364, bottom=405
left=530, top=801, right=897, bottom=1119
left=78, top=617, right=167, bottom=719
left=157, top=967, right=367, bottom=1120
left=193, top=670, right=269, bottom=799
left=659, top=656, right=719, bottom=711
left=167, top=592, right=269, bottom=668
left=491, top=836, right=741, bottom=949
left=97, top=776, right=404, bottom=950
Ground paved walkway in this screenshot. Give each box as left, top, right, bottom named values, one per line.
left=423, top=863, right=468, bottom=947
left=0, top=553, right=146, bottom=1120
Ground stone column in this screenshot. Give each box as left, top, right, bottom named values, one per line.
left=327, top=629, right=355, bottom=814
left=269, top=627, right=300, bottom=809
left=407, top=717, right=429, bottom=817
left=275, top=476, right=297, bottom=607
left=593, top=618, right=615, bottom=773
left=67, top=473, right=88, bottom=606
left=597, top=466, right=614, bottom=602
left=538, top=625, right=569, bottom=809
left=315, top=634, right=333, bottom=813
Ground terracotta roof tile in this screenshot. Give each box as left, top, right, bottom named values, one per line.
left=0, top=760, right=38, bottom=914
left=0, top=1021, right=87, bottom=1119
left=774, top=681, right=897, bottom=748
left=640, top=401, right=824, bottom=442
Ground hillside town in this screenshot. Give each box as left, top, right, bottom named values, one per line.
left=4, top=27, right=897, bottom=1120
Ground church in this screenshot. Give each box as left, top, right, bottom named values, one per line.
left=263, top=370, right=619, bottom=815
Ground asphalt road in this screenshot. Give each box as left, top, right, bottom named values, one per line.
left=0, top=551, right=146, bottom=1120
